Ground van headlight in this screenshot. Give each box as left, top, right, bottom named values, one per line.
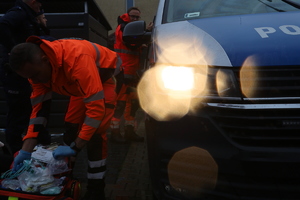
left=157, top=65, right=241, bottom=99
left=212, top=68, right=241, bottom=99
left=137, top=65, right=241, bottom=121
left=162, top=66, right=194, bottom=91
left=155, top=64, right=208, bottom=98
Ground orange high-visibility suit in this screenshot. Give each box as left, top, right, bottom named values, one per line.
left=23, top=35, right=121, bottom=191
left=111, top=13, right=141, bottom=130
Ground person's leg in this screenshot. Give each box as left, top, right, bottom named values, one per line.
left=83, top=133, right=106, bottom=200
left=0, top=141, right=13, bottom=173
left=124, top=86, right=138, bottom=126
left=110, top=84, right=127, bottom=143
left=3, top=72, right=32, bottom=154
left=0, top=154, right=13, bottom=173
left=82, top=79, right=116, bottom=200
left=124, top=87, right=144, bottom=142
left=103, top=79, right=117, bottom=133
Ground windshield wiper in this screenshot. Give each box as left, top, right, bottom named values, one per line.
left=258, top=0, right=285, bottom=12
left=281, top=0, right=300, bottom=9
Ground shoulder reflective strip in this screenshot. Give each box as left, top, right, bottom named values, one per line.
left=88, top=158, right=106, bottom=168
left=90, top=42, right=101, bottom=68
left=84, top=91, right=104, bottom=103
left=114, top=55, right=122, bottom=76
left=31, top=91, right=52, bottom=106
left=124, top=74, right=135, bottom=79
left=87, top=171, right=105, bottom=179
left=30, top=117, right=47, bottom=126
left=8, top=197, right=18, bottom=200
left=84, top=116, right=101, bottom=128
left=114, top=48, right=139, bottom=55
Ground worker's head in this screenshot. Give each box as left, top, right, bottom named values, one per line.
left=23, top=0, right=42, bottom=13
left=36, top=9, right=47, bottom=27
left=10, top=43, right=52, bottom=84
left=127, top=7, right=141, bottom=22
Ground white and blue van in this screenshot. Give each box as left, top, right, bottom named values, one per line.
left=123, top=0, right=300, bottom=199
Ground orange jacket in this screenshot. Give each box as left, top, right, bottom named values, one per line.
left=114, top=13, right=140, bottom=78
left=23, top=36, right=121, bottom=141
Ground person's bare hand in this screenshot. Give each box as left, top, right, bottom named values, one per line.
left=146, top=22, right=154, bottom=31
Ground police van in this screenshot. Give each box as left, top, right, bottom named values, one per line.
left=123, top=0, right=300, bottom=199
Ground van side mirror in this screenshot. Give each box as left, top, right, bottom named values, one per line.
left=122, top=21, right=151, bottom=49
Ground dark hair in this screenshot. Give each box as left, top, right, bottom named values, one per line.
left=9, top=43, right=43, bottom=71
left=127, top=7, right=141, bottom=14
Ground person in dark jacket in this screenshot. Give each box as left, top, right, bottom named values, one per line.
left=36, top=9, right=50, bottom=36
left=0, top=0, right=47, bottom=155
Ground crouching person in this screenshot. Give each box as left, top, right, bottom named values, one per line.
left=9, top=35, right=122, bottom=200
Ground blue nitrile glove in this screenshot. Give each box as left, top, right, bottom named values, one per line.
left=52, top=146, right=76, bottom=160
left=12, top=150, right=32, bottom=172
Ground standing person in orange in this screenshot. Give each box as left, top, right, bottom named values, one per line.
left=110, top=7, right=153, bottom=143
left=9, top=35, right=122, bottom=200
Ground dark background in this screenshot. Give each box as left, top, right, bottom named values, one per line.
left=0, top=0, right=112, bottom=131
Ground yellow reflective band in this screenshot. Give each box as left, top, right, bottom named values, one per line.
left=8, top=197, right=18, bottom=200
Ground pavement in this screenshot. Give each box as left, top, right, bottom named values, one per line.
left=73, top=109, right=154, bottom=200
left=0, top=109, right=155, bottom=200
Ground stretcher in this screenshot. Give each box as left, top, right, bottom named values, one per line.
left=0, top=144, right=81, bottom=200
left=0, top=178, right=80, bottom=200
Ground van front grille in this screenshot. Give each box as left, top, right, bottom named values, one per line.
left=235, top=65, right=300, bottom=99
left=209, top=107, right=300, bottom=148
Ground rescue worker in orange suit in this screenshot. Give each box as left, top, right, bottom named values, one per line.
left=9, top=35, right=122, bottom=200
left=110, top=7, right=153, bottom=143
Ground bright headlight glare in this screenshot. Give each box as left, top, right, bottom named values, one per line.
left=162, top=66, right=194, bottom=91
left=137, top=64, right=208, bottom=121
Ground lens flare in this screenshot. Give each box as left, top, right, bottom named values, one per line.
left=240, top=56, right=259, bottom=98
left=138, top=64, right=208, bottom=121
left=167, top=147, right=218, bottom=198
left=162, top=66, right=194, bottom=91
left=138, top=67, right=191, bottom=121
left=138, top=26, right=213, bottom=121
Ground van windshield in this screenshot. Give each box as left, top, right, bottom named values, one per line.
left=163, top=0, right=300, bottom=23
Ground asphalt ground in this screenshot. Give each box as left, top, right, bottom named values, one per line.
left=0, top=109, right=155, bottom=200
left=73, top=109, right=154, bottom=200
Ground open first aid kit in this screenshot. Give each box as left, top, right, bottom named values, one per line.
left=0, top=144, right=81, bottom=200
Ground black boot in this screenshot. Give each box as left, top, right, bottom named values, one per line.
left=124, top=125, right=144, bottom=142
left=82, top=179, right=105, bottom=200
left=110, top=128, right=128, bottom=144
left=81, top=190, right=105, bottom=200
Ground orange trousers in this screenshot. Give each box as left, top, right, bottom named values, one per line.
left=64, top=78, right=117, bottom=159
left=110, top=83, right=139, bottom=128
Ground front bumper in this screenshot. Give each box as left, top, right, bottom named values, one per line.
left=145, top=104, right=300, bottom=200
